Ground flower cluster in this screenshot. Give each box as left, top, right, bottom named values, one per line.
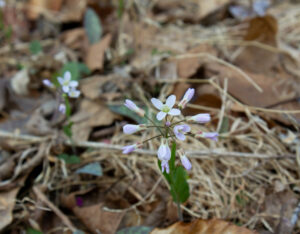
left=43, top=71, right=80, bottom=114
left=122, top=88, right=218, bottom=173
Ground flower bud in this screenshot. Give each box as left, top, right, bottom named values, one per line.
left=188, top=113, right=210, bottom=123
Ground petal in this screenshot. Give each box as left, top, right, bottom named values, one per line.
left=69, top=89, right=80, bottom=98
left=166, top=95, right=176, bottom=108
left=57, top=77, right=64, bottom=85
left=64, top=71, right=71, bottom=81
left=151, top=98, right=163, bottom=110
left=182, top=124, right=191, bottom=133
left=181, top=155, right=192, bottom=170
left=168, top=108, right=181, bottom=116
left=62, top=85, right=69, bottom=93
left=123, top=124, right=139, bottom=134
left=156, top=111, right=166, bottom=121
left=69, top=80, right=78, bottom=87
left=157, top=144, right=167, bottom=160
left=177, top=132, right=186, bottom=141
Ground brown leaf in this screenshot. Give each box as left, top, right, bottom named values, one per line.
left=71, top=99, right=120, bottom=141
left=85, top=34, right=112, bottom=71
left=151, top=219, right=257, bottom=234
left=235, top=15, right=279, bottom=74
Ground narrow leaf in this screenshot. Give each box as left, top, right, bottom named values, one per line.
left=76, top=162, right=103, bottom=177
left=84, top=8, right=102, bottom=44
left=58, top=154, right=80, bottom=164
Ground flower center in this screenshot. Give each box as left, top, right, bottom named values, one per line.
left=63, top=80, right=69, bottom=86
left=162, top=105, right=170, bottom=113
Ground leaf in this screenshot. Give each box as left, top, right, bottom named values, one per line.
left=170, top=166, right=189, bottom=204
left=150, top=219, right=258, bottom=234
left=63, top=121, right=73, bottom=138
left=26, top=228, right=43, bottom=234
left=58, top=154, right=80, bottom=164
left=84, top=8, right=102, bottom=44
left=29, top=40, right=42, bottom=55
left=60, top=62, right=90, bottom=81
left=117, top=226, right=153, bottom=234
left=76, top=162, right=103, bottom=177
left=108, top=104, right=147, bottom=124
left=219, top=116, right=229, bottom=134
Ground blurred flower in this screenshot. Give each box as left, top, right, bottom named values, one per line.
left=68, top=88, right=80, bottom=98
left=188, top=113, right=211, bottom=123
left=157, top=139, right=171, bottom=161
left=196, top=132, right=219, bottom=141
left=123, top=124, right=144, bottom=134
left=58, top=103, right=66, bottom=114
left=42, top=79, right=55, bottom=89
left=58, top=71, right=78, bottom=93
left=124, top=99, right=145, bottom=117
left=122, top=143, right=141, bottom=154
left=179, top=151, right=192, bottom=170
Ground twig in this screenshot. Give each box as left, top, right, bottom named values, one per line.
left=33, top=186, right=76, bottom=232
left=0, top=130, right=295, bottom=159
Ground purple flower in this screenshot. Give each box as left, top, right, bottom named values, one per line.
left=124, top=99, right=145, bottom=117
left=180, top=155, right=192, bottom=170
left=122, top=144, right=139, bottom=154
left=188, top=113, right=211, bottom=123
left=178, top=88, right=195, bottom=109
left=58, top=103, right=66, bottom=114
left=76, top=197, right=83, bottom=207
left=57, top=71, right=78, bottom=93
left=43, top=79, right=55, bottom=88
left=165, top=121, right=171, bottom=127
left=173, top=124, right=191, bottom=141
left=151, top=95, right=181, bottom=121
left=157, top=140, right=171, bottom=161
left=196, top=132, right=219, bottom=141
left=123, top=124, right=144, bottom=134
left=161, top=160, right=170, bottom=173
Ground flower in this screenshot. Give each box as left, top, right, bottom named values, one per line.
left=178, top=88, right=194, bottom=109
left=124, top=99, right=145, bottom=117
left=161, top=160, right=170, bottom=173
left=151, top=95, right=181, bottom=121
left=179, top=151, right=192, bottom=170
left=188, top=113, right=211, bottom=123
left=68, top=88, right=80, bottom=98
left=122, top=143, right=141, bottom=154
left=58, top=103, right=66, bottom=114
left=0, top=0, right=5, bottom=8
left=196, top=132, right=219, bottom=141
left=57, top=71, right=78, bottom=93
left=173, top=124, right=191, bottom=141
left=123, top=124, right=144, bottom=134
left=157, top=139, right=171, bottom=161
left=43, top=79, right=55, bottom=88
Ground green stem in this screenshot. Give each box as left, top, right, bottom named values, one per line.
left=142, top=134, right=162, bottom=143
left=170, top=119, right=186, bottom=127
left=176, top=201, right=183, bottom=221
left=144, top=114, right=165, bottom=136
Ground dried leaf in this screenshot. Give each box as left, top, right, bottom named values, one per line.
left=10, top=69, right=30, bottom=96
left=85, top=34, right=112, bottom=71
left=117, top=226, right=153, bottom=234
left=151, top=219, right=257, bottom=234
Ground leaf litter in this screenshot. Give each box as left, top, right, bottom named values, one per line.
left=0, top=0, right=300, bottom=233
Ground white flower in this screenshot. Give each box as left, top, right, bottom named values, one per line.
left=151, top=95, right=181, bottom=121
left=58, top=103, right=66, bottom=114
left=57, top=71, right=78, bottom=93
left=157, top=139, right=171, bottom=161
left=68, top=88, right=80, bottom=98
left=178, top=88, right=194, bottom=109
left=0, top=0, right=5, bottom=8
left=123, top=124, right=145, bottom=134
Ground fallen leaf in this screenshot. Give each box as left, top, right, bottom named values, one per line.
left=84, top=7, right=102, bottom=44
left=76, top=162, right=103, bottom=176
left=151, top=219, right=257, bottom=234
left=235, top=15, right=278, bottom=74
left=85, top=34, right=112, bottom=71
left=71, top=99, right=119, bottom=141
left=117, top=226, right=153, bottom=234
left=10, top=69, right=30, bottom=96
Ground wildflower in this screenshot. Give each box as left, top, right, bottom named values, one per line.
left=123, top=124, right=144, bottom=134
left=188, top=113, right=211, bottom=123
left=173, top=124, right=191, bottom=141
left=179, top=150, right=192, bottom=170
left=0, top=0, right=5, bottom=8
left=58, top=103, right=66, bottom=114
left=43, top=79, right=55, bottom=89
left=165, top=121, right=171, bottom=127
left=68, top=88, right=81, bottom=98
left=57, top=71, right=78, bottom=93
left=178, top=88, right=194, bottom=109
left=157, top=139, right=171, bottom=161
left=196, top=132, right=219, bottom=141
left=151, top=95, right=181, bottom=121
left=122, top=143, right=141, bottom=154
left=161, top=160, right=170, bottom=173
left=124, top=99, right=145, bottom=117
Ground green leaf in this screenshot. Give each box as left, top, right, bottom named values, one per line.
left=30, top=40, right=42, bottom=55
left=169, top=142, right=176, bottom=172
left=219, top=116, right=229, bottom=134
left=76, top=162, right=103, bottom=176
left=84, top=8, right=102, bottom=44
left=108, top=104, right=147, bottom=124
left=117, top=0, right=125, bottom=19
left=58, top=154, right=81, bottom=164
left=170, top=166, right=190, bottom=203
left=116, top=226, right=153, bottom=234
left=63, top=121, right=73, bottom=138
left=60, top=62, right=90, bottom=81
left=27, top=229, right=43, bottom=234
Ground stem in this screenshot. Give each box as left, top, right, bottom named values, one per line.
left=176, top=201, right=183, bottom=221
left=170, top=119, right=186, bottom=127
left=144, top=114, right=165, bottom=136
left=142, top=134, right=162, bottom=143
